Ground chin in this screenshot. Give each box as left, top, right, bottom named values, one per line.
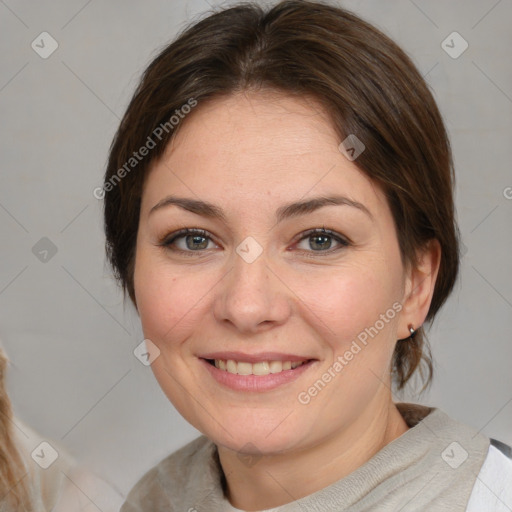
left=207, top=419, right=305, bottom=456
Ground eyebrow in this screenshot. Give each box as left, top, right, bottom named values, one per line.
left=149, top=194, right=374, bottom=223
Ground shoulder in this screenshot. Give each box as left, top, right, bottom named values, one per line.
left=121, top=435, right=216, bottom=511
left=466, top=438, right=512, bottom=511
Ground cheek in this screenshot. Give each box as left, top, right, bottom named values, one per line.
left=134, top=252, right=214, bottom=344
left=297, top=264, right=398, bottom=348
left=295, top=267, right=400, bottom=416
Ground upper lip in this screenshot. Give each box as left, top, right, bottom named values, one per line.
left=199, top=352, right=315, bottom=364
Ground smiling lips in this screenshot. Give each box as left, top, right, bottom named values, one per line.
left=210, top=359, right=309, bottom=375
left=201, top=355, right=316, bottom=392
left=199, top=351, right=315, bottom=377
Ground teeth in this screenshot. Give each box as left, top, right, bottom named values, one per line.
left=237, top=362, right=253, bottom=375
left=226, top=360, right=237, bottom=374
left=253, top=361, right=270, bottom=376
left=212, top=359, right=308, bottom=375
left=269, top=361, right=283, bottom=373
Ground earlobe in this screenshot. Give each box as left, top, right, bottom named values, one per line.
left=399, top=239, right=442, bottom=339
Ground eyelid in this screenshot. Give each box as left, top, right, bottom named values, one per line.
left=291, top=227, right=350, bottom=255
left=159, top=228, right=218, bottom=248
left=293, top=227, right=351, bottom=246
left=159, top=226, right=350, bottom=256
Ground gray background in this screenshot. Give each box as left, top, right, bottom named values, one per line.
left=1, top=0, right=511, bottom=500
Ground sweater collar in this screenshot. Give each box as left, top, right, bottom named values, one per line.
left=197, top=402, right=490, bottom=511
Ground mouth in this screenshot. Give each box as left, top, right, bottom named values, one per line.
left=203, top=358, right=313, bottom=375
left=199, top=356, right=318, bottom=392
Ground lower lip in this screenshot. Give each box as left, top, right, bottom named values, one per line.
left=200, top=358, right=316, bottom=392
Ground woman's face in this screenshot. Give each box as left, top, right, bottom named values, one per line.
left=134, top=91, right=417, bottom=455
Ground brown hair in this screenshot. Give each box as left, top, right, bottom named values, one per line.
left=103, top=0, right=460, bottom=393
left=0, top=349, right=32, bottom=510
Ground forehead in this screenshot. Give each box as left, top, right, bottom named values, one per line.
left=141, top=91, right=387, bottom=220
left=168, top=90, right=338, bottom=162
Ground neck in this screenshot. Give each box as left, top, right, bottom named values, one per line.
left=218, top=394, right=410, bottom=511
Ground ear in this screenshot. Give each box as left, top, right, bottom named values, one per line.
left=398, top=239, right=442, bottom=340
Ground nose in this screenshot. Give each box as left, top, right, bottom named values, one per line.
left=213, top=246, right=292, bottom=334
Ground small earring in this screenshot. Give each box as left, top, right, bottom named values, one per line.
left=397, top=324, right=417, bottom=342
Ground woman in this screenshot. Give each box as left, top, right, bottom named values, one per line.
left=101, top=1, right=512, bottom=510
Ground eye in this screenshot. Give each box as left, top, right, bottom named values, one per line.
left=159, top=226, right=350, bottom=256
left=294, top=227, right=350, bottom=255
left=160, top=228, right=218, bottom=254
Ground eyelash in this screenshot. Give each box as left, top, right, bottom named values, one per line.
left=158, top=227, right=350, bottom=257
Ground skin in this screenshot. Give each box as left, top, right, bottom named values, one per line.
left=133, top=90, right=441, bottom=510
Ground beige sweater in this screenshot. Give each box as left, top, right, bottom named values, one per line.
left=120, top=402, right=491, bottom=511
